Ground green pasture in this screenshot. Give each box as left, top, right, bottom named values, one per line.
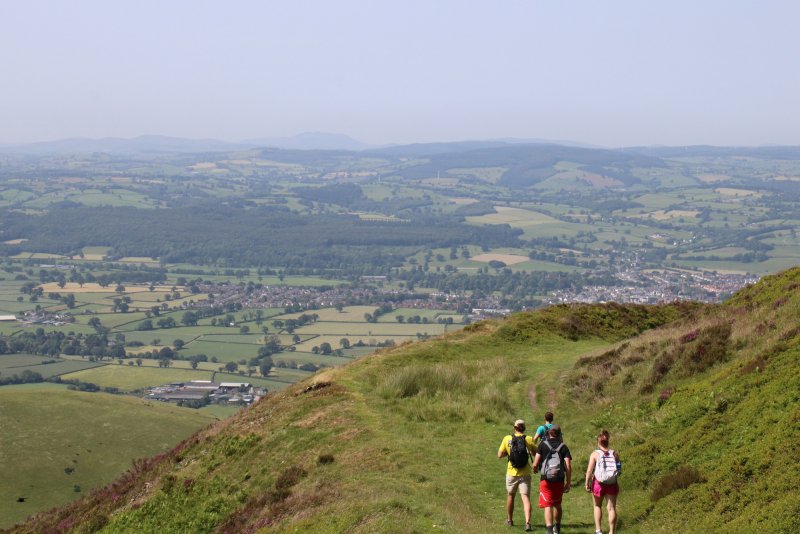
left=15, top=323, right=97, bottom=335
left=293, top=334, right=418, bottom=353
left=0, top=188, right=36, bottom=205
left=0, top=353, right=54, bottom=370
left=0, top=323, right=23, bottom=336
left=272, top=305, right=377, bottom=323
left=0, top=299, right=35, bottom=313
left=0, top=355, right=104, bottom=380
left=60, top=365, right=214, bottom=391
left=0, top=386, right=214, bottom=527
left=179, top=340, right=259, bottom=362
left=294, top=321, right=446, bottom=336
left=118, top=325, right=234, bottom=340
left=193, top=333, right=263, bottom=344
left=272, top=351, right=350, bottom=368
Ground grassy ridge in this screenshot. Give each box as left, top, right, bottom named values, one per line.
left=0, top=385, right=216, bottom=528
left=7, top=270, right=800, bottom=533
left=561, top=267, right=800, bottom=532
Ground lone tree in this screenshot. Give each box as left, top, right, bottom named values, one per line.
left=259, top=356, right=274, bottom=377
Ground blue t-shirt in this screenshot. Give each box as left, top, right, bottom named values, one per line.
left=535, top=423, right=553, bottom=439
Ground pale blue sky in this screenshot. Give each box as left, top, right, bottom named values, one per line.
left=2, top=1, right=799, bottom=146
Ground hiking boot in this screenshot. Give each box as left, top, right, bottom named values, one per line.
left=505, top=519, right=513, bottom=527
left=524, top=523, right=532, bottom=532
left=553, top=526, right=560, bottom=534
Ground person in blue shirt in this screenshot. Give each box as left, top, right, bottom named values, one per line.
left=533, top=412, right=555, bottom=445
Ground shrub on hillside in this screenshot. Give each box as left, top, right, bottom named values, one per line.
left=650, top=465, right=706, bottom=502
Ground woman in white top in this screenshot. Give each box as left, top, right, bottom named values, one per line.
left=584, top=430, right=620, bottom=534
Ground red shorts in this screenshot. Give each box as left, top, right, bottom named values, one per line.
left=538, top=480, right=565, bottom=508
left=592, top=479, right=619, bottom=498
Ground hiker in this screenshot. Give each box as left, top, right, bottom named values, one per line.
left=533, top=411, right=555, bottom=445
left=584, top=430, right=621, bottom=534
left=498, top=419, right=536, bottom=531
left=532, top=424, right=572, bottom=534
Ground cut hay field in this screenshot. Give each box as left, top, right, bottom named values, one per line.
left=37, top=282, right=184, bottom=295
left=376, top=307, right=458, bottom=322
left=465, top=205, right=558, bottom=226
left=0, top=385, right=215, bottom=528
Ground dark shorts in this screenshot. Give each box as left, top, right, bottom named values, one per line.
left=538, top=480, right=565, bottom=508
left=592, top=479, right=619, bottom=498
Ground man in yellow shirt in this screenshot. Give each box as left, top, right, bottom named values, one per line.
left=498, top=419, right=536, bottom=531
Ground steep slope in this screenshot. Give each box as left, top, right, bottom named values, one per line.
left=564, top=268, right=800, bottom=532
left=8, top=270, right=800, bottom=533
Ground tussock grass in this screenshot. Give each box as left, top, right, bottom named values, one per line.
left=375, top=358, right=519, bottom=422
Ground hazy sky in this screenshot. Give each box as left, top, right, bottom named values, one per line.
left=2, top=1, right=799, bottom=146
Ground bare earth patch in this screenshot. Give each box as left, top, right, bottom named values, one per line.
left=471, top=253, right=530, bottom=265
left=2, top=238, right=28, bottom=245
left=38, top=282, right=185, bottom=293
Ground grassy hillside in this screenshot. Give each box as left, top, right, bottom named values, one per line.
left=0, top=384, right=217, bottom=528
left=6, top=270, right=800, bottom=533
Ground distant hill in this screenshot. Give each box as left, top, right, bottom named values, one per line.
left=622, top=144, right=800, bottom=159
left=0, top=135, right=251, bottom=155
left=369, top=143, right=663, bottom=188
left=12, top=268, right=800, bottom=533
left=244, top=132, right=372, bottom=151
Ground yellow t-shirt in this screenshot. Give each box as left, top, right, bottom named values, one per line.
left=499, top=432, right=535, bottom=477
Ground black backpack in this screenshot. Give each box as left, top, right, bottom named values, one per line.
left=508, top=435, right=530, bottom=469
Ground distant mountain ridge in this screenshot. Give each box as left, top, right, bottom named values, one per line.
left=0, top=134, right=602, bottom=156
left=243, top=132, right=373, bottom=151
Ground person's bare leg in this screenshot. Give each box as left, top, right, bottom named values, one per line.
left=544, top=506, right=553, bottom=527
left=506, top=494, right=515, bottom=523
left=554, top=503, right=562, bottom=528
left=521, top=493, right=532, bottom=525
left=593, top=494, right=604, bottom=532
left=606, top=494, right=617, bottom=534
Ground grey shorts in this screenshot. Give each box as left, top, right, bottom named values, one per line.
left=506, top=475, right=532, bottom=496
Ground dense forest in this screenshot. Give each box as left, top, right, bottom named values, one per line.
left=0, top=203, right=522, bottom=272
